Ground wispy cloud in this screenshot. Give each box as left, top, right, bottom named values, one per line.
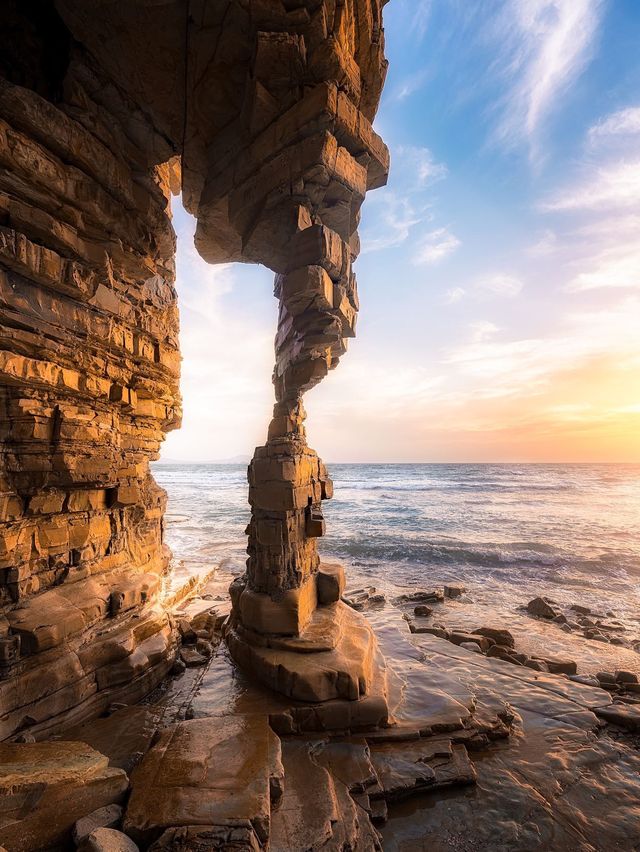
left=444, top=296, right=640, bottom=398
left=490, top=0, right=605, bottom=159
left=527, top=229, right=558, bottom=257
left=567, top=243, right=640, bottom=292
left=411, top=0, right=432, bottom=42
left=542, top=161, right=640, bottom=212
left=395, top=146, right=447, bottom=186
left=443, top=286, right=466, bottom=305
left=476, top=273, right=524, bottom=297
left=360, top=192, right=424, bottom=252
left=443, top=273, right=524, bottom=304
left=391, top=67, right=432, bottom=102
left=469, top=321, right=500, bottom=342
left=361, top=145, right=448, bottom=254
left=588, top=106, right=640, bottom=144
left=413, top=227, right=461, bottom=265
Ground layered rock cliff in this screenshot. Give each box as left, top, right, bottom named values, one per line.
left=0, top=6, right=182, bottom=738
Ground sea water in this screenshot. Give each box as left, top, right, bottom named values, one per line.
left=153, top=463, right=640, bottom=632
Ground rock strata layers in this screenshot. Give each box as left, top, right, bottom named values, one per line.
left=0, top=21, right=182, bottom=737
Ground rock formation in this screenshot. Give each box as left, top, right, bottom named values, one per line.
left=4, top=7, right=640, bottom=852
left=0, top=0, right=390, bottom=740
left=214, top=4, right=392, bottom=726
left=0, top=2, right=183, bottom=741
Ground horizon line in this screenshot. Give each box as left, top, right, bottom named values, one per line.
left=154, top=459, right=640, bottom=466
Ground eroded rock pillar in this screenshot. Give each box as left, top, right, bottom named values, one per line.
left=223, top=24, right=389, bottom=723
left=241, top=239, right=357, bottom=630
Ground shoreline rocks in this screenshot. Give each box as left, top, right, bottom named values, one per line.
left=525, top=595, right=635, bottom=650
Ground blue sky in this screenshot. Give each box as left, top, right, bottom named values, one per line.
left=163, top=0, right=640, bottom=463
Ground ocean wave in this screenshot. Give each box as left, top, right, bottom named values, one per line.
left=323, top=537, right=640, bottom=580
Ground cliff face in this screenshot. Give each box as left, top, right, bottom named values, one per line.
left=0, top=8, right=182, bottom=737
left=0, top=0, right=389, bottom=739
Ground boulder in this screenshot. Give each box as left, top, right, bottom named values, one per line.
left=368, top=740, right=476, bottom=802
left=526, top=597, right=559, bottom=620
left=316, top=563, right=346, bottom=605
left=414, top=605, right=433, bottom=617
left=411, top=626, right=449, bottom=639
left=486, top=645, right=521, bottom=664
left=396, top=590, right=444, bottom=604
left=474, top=627, right=515, bottom=648
left=0, top=741, right=128, bottom=852
left=179, top=647, right=208, bottom=667
left=195, top=639, right=213, bottom=658
left=615, top=670, right=639, bottom=685
left=63, top=706, right=162, bottom=774
left=536, top=657, right=577, bottom=676
left=124, top=716, right=283, bottom=848
left=584, top=629, right=609, bottom=642
left=78, top=828, right=139, bottom=852
left=525, top=659, right=549, bottom=673
left=444, top=584, right=466, bottom=599
left=569, top=674, right=601, bottom=688
left=73, top=804, right=124, bottom=844
left=147, top=825, right=261, bottom=851
left=177, top=620, right=197, bottom=645
left=449, top=632, right=493, bottom=651
left=594, top=704, right=640, bottom=732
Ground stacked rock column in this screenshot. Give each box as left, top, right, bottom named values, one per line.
left=243, top=234, right=357, bottom=629
left=214, top=3, right=389, bottom=712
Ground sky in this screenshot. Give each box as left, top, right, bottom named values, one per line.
left=161, top=0, right=640, bottom=464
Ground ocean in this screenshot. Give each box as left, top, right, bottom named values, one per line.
left=153, top=463, right=640, bottom=636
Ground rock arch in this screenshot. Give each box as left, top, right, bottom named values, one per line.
left=0, top=0, right=389, bottom=739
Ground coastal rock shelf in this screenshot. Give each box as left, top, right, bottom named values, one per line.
left=7, top=577, right=637, bottom=851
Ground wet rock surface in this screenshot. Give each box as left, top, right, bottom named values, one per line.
left=0, top=740, right=128, bottom=852
left=1, top=570, right=639, bottom=850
